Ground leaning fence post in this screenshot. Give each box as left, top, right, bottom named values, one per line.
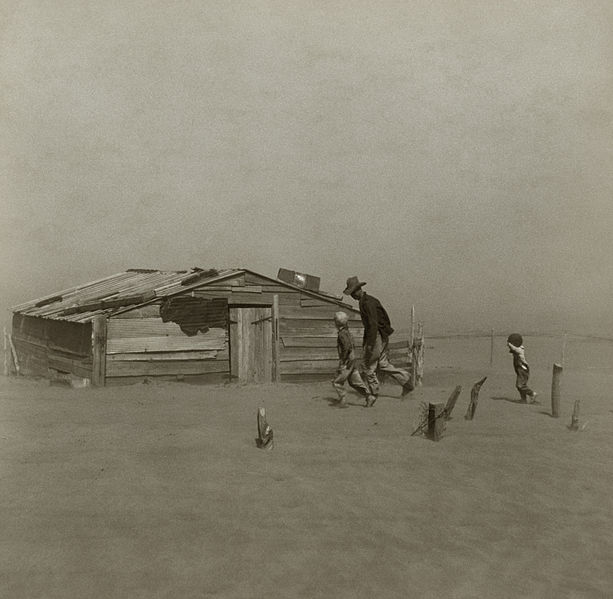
left=551, top=363, right=563, bottom=418
left=8, top=334, right=19, bottom=375
left=444, top=385, right=462, bottom=420
left=465, top=376, right=487, bottom=420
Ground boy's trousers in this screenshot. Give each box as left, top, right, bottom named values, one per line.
left=515, top=366, right=534, bottom=400
left=333, top=365, right=369, bottom=399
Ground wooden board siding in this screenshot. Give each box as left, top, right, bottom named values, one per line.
left=106, top=312, right=229, bottom=381
left=106, top=359, right=230, bottom=377
left=11, top=315, right=92, bottom=379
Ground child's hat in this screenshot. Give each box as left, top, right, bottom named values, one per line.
left=507, top=333, right=523, bottom=346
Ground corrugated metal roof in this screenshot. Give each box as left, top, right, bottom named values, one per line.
left=12, top=269, right=240, bottom=322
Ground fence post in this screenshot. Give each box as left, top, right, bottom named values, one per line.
left=271, top=295, right=280, bottom=383
left=91, top=315, right=107, bottom=387
left=551, top=363, right=563, bottom=418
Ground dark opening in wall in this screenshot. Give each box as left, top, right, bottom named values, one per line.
left=159, top=297, right=228, bottom=336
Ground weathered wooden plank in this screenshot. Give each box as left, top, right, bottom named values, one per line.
left=300, top=298, right=331, bottom=307
left=243, top=272, right=273, bottom=285
left=48, top=354, right=92, bottom=378
left=11, top=333, right=91, bottom=359
left=91, top=315, right=107, bottom=387
left=208, top=277, right=243, bottom=287
left=280, top=305, right=361, bottom=320
left=106, top=359, right=230, bottom=377
left=12, top=337, right=47, bottom=360
left=231, top=286, right=262, bottom=293
left=195, top=290, right=272, bottom=305
left=106, top=350, right=224, bottom=362
left=112, top=304, right=163, bottom=319
left=280, top=347, right=340, bottom=361
left=280, top=360, right=339, bottom=374
left=106, top=330, right=227, bottom=354
left=281, top=336, right=337, bottom=348
left=280, top=320, right=363, bottom=336
left=108, top=318, right=198, bottom=338
left=387, top=339, right=411, bottom=350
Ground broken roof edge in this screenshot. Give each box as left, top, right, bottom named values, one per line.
left=11, top=267, right=358, bottom=321
left=112, top=268, right=358, bottom=317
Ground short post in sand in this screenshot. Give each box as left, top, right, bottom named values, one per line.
left=427, top=403, right=445, bottom=441
left=551, top=363, right=563, bottom=418
left=444, top=385, right=462, bottom=420
left=568, top=400, right=580, bottom=431
left=411, top=401, right=446, bottom=440
left=464, top=376, right=487, bottom=420
left=255, top=407, right=274, bottom=450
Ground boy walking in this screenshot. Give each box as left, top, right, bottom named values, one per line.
left=507, top=333, right=537, bottom=403
left=332, top=311, right=372, bottom=407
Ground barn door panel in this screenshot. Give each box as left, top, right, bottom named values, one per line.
left=229, top=307, right=272, bottom=382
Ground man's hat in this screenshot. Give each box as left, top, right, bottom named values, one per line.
left=343, top=276, right=366, bottom=295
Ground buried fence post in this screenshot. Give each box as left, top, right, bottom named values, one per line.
left=569, top=400, right=580, bottom=431
left=427, top=402, right=445, bottom=441
left=256, top=407, right=274, bottom=449
left=551, top=363, right=563, bottom=418
left=444, top=385, right=462, bottom=420
left=464, top=376, right=487, bottom=421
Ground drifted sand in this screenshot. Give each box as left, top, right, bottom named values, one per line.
left=1, top=363, right=612, bottom=598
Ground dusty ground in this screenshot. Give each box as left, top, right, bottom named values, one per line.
left=1, top=352, right=612, bottom=598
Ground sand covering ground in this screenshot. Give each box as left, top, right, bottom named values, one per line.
left=0, top=362, right=612, bottom=598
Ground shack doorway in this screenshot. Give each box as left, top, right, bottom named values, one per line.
left=228, top=306, right=273, bottom=382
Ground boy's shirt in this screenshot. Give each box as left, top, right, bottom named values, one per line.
left=508, top=343, right=529, bottom=371
left=337, top=326, right=356, bottom=369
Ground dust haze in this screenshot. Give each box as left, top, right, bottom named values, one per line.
left=2, top=1, right=612, bottom=335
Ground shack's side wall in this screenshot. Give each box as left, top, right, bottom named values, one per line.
left=105, top=302, right=230, bottom=386
left=10, top=313, right=93, bottom=379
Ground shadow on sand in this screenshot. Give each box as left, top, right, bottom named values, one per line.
left=491, top=395, right=526, bottom=404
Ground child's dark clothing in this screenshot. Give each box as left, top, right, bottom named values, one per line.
left=508, top=342, right=536, bottom=402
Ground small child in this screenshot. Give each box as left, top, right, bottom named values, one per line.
left=507, top=333, right=537, bottom=403
left=332, top=311, right=372, bottom=406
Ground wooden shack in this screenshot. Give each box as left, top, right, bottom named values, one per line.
left=9, top=268, right=410, bottom=386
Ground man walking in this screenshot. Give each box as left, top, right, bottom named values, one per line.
left=343, top=276, right=414, bottom=407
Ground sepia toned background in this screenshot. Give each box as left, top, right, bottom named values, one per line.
left=1, top=1, right=612, bottom=335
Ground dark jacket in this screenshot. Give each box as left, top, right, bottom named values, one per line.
left=358, top=293, right=394, bottom=346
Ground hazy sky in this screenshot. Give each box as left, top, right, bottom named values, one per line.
left=1, top=1, right=612, bottom=334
